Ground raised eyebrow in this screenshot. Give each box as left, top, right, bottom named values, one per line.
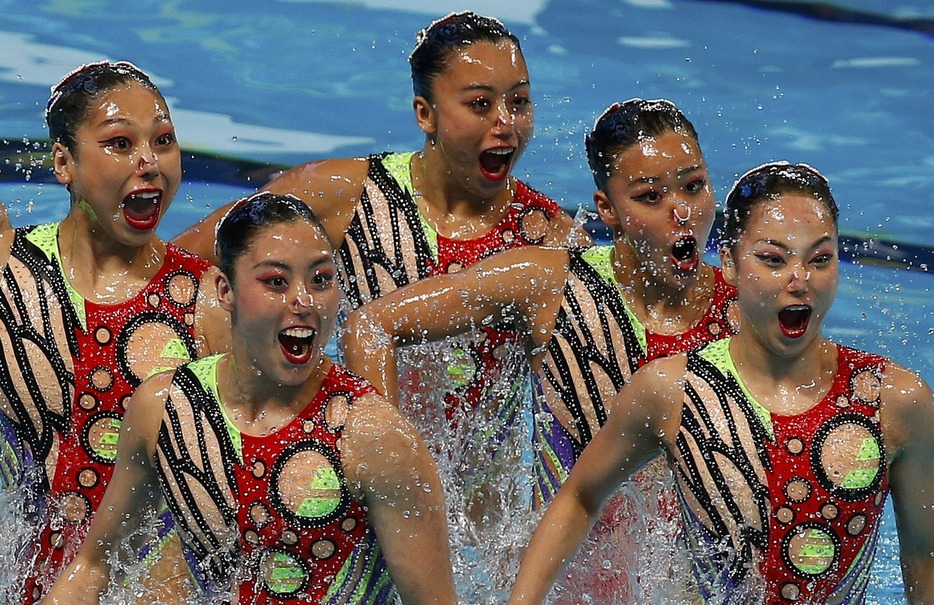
left=757, top=235, right=835, bottom=253
left=679, top=164, right=706, bottom=177
left=462, top=78, right=531, bottom=95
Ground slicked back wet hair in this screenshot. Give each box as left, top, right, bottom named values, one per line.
left=723, top=161, right=838, bottom=250
left=46, top=61, right=162, bottom=155
left=215, top=192, right=327, bottom=282
left=585, top=98, right=701, bottom=193
left=409, top=11, right=522, bottom=104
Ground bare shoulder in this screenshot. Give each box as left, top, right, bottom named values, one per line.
left=0, top=202, right=13, bottom=269
left=194, top=265, right=231, bottom=355
left=879, top=361, right=934, bottom=453
left=542, top=205, right=593, bottom=248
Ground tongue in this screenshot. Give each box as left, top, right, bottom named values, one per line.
left=672, top=238, right=696, bottom=262
left=279, top=333, right=313, bottom=365
left=123, top=195, right=160, bottom=229
left=479, top=150, right=510, bottom=176
left=779, top=307, right=810, bottom=338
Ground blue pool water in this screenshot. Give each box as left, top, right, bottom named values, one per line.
left=1, top=1, right=932, bottom=602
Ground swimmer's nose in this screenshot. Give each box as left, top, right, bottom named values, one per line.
left=134, top=143, right=159, bottom=175
left=787, top=268, right=811, bottom=291
left=291, top=288, right=315, bottom=311
left=672, top=203, right=692, bottom=226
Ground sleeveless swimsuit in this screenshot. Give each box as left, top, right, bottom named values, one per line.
left=533, top=245, right=738, bottom=506
left=0, top=224, right=210, bottom=602
left=155, top=356, right=395, bottom=604
left=673, top=339, right=888, bottom=603
left=338, top=151, right=563, bottom=421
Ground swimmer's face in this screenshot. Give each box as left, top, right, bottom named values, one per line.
left=416, top=39, right=532, bottom=198
left=219, top=220, right=340, bottom=386
left=595, top=130, right=715, bottom=290
left=52, top=81, right=181, bottom=246
left=722, top=194, right=838, bottom=357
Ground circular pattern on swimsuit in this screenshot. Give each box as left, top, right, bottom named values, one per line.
left=54, top=491, right=91, bottom=524
left=116, top=311, right=196, bottom=387
left=723, top=299, right=741, bottom=334
left=259, top=548, right=309, bottom=598
left=250, top=502, right=270, bottom=528
left=166, top=271, right=199, bottom=308
left=501, top=229, right=515, bottom=244
left=846, top=513, right=867, bottom=536
left=776, top=506, right=795, bottom=525
left=94, top=326, right=111, bottom=345
left=77, top=467, right=99, bottom=489
left=446, top=344, right=479, bottom=391
left=78, top=393, right=98, bottom=411
left=90, top=366, right=114, bottom=392
left=323, top=394, right=351, bottom=432
left=311, top=539, right=336, bottom=560
left=518, top=207, right=549, bottom=244
left=445, top=260, right=465, bottom=273
left=82, top=411, right=122, bottom=464
left=785, top=437, right=804, bottom=455
left=784, top=477, right=811, bottom=503
left=781, top=583, right=801, bottom=601
left=850, top=367, right=882, bottom=407
left=782, top=522, right=839, bottom=578
left=810, top=413, right=884, bottom=501
left=820, top=503, right=839, bottom=520
left=269, top=439, right=350, bottom=529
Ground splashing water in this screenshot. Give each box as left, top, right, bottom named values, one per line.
left=395, top=333, right=536, bottom=604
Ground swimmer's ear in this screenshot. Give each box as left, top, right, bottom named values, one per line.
left=51, top=142, right=74, bottom=186
left=413, top=95, right=437, bottom=136
left=720, top=247, right=737, bottom=285
left=216, top=272, right=235, bottom=312
left=593, top=189, right=621, bottom=230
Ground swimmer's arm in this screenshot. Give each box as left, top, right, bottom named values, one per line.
left=883, top=366, right=934, bottom=602
left=508, top=357, right=683, bottom=605
left=0, top=200, right=13, bottom=269
left=171, top=157, right=369, bottom=263
left=342, top=394, right=456, bottom=605
left=41, top=373, right=171, bottom=605
left=341, top=245, right=569, bottom=404
left=542, top=206, right=593, bottom=249
left=194, top=266, right=231, bottom=357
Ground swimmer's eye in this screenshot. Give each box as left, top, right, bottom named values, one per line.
left=469, top=97, right=492, bottom=111
left=262, top=275, right=288, bottom=289
left=811, top=253, right=834, bottom=267
left=510, top=94, right=531, bottom=111
left=685, top=178, right=707, bottom=194
left=311, top=271, right=335, bottom=290
left=156, top=132, right=177, bottom=147
left=102, top=136, right=132, bottom=151
left=755, top=253, right=785, bottom=267
left=633, top=189, right=663, bottom=204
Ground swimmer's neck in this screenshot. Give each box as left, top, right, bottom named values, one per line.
left=218, top=351, right=330, bottom=434
left=729, top=333, right=836, bottom=414
left=413, top=149, right=514, bottom=220
left=611, top=239, right=711, bottom=332
left=57, top=213, right=166, bottom=303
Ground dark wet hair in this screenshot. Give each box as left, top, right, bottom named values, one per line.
left=215, top=192, right=328, bottom=281
left=409, top=11, right=522, bottom=103
left=585, top=98, right=701, bottom=192
left=46, top=61, right=162, bottom=154
left=722, top=161, right=839, bottom=249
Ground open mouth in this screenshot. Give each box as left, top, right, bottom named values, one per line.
left=278, top=327, right=316, bottom=365
left=671, top=236, right=699, bottom=273
left=479, top=147, right=515, bottom=181
left=778, top=305, right=812, bottom=338
left=123, top=190, right=162, bottom=231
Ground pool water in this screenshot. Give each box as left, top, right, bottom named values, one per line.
left=2, top=1, right=932, bottom=602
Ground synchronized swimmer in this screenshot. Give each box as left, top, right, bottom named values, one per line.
left=0, top=9, right=931, bottom=605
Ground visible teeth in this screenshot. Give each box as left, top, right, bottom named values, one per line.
left=133, top=191, right=159, bottom=199
left=282, top=327, right=314, bottom=339
left=487, top=148, right=513, bottom=155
